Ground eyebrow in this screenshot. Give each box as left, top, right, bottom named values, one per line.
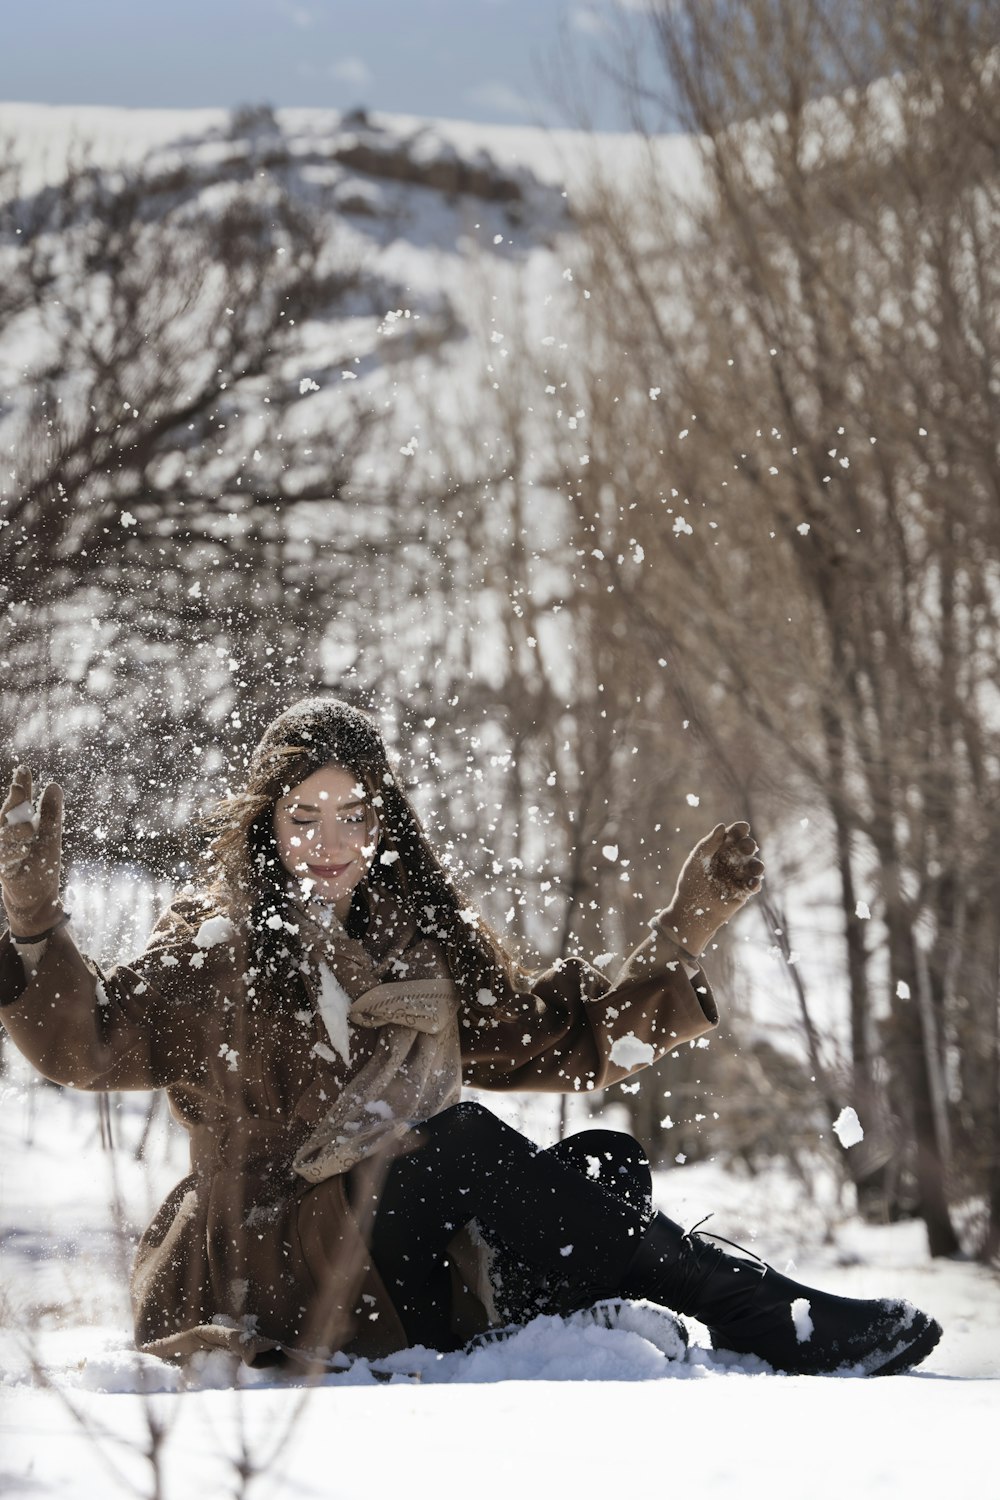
left=285, top=798, right=367, bottom=812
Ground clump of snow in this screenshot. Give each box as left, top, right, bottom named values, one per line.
left=855, top=901, right=871, bottom=919
left=194, top=915, right=236, bottom=950
left=4, top=799, right=39, bottom=830
left=833, top=1107, right=865, bottom=1149
left=601, top=844, right=619, bottom=862
left=609, top=1033, right=656, bottom=1070
left=373, top=1311, right=684, bottom=1385
left=790, top=1297, right=814, bottom=1343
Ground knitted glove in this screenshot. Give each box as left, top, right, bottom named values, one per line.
left=0, top=766, right=67, bottom=940
left=657, top=820, right=764, bottom=958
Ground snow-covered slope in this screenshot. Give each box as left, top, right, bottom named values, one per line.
left=0, top=99, right=700, bottom=196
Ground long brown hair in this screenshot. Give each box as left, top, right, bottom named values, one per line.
left=202, top=696, right=523, bottom=1007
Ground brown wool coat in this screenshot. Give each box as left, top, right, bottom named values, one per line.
left=0, top=897, right=717, bottom=1366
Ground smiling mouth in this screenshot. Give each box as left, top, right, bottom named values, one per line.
left=307, top=862, right=353, bottom=878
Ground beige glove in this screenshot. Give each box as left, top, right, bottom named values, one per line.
left=657, top=820, right=764, bottom=958
left=0, top=767, right=67, bottom=940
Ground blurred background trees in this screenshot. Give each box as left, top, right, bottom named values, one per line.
left=558, top=0, right=1000, bottom=1256
left=1, top=0, right=998, bottom=1261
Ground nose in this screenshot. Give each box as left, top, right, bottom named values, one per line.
left=308, top=815, right=352, bottom=862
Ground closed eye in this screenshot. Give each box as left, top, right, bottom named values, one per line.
left=290, top=812, right=368, bottom=826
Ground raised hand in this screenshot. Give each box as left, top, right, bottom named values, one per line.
left=658, top=820, right=764, bottom=958
left=0, top=766, right=66, bottom=939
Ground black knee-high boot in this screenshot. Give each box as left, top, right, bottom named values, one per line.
left=621, top=1213, right=942, bottom=1376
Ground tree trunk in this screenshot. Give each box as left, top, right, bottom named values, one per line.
left=884, top=902, right=961, bottom=1257
left=983, top=929, right=1000, bottom=1264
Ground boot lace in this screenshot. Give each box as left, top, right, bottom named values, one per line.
left=669, top=1214, right=768, bottom=1318
left=684, top=1214, right=769, bottom=1267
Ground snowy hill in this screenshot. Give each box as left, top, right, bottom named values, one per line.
left=0, top=99, right=700, bottom=195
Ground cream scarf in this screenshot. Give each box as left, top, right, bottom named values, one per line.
left=288, top=893, right=462, bottom=1184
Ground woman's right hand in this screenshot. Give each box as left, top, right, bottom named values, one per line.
left=0, top=766, right=65, bottom=939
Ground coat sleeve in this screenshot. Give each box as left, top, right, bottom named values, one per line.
left=460, top=915, right=719, bottom=1094
left=0, top=900, right=223, bottom=1091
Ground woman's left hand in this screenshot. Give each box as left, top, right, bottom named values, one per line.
left=658, top=821, right=764, bottom=958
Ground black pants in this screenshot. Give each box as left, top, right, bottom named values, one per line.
left=369, top=1101, right=654, bottom=1349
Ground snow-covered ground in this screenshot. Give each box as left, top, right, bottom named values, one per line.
left=1, top=1068, right=996, bottom=1500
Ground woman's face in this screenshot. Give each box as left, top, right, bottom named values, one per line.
left=272, top=762, right=379, bottom=917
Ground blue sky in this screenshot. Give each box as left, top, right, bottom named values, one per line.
left=3, top=0, right=659, bottom=129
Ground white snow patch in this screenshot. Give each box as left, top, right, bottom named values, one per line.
left=790, top=1298, right=814, bottom=1343
left=833, top=1107, right=865, bottom=1149
left=609, top=1033, right=656, bottom=1070
left=314, top=962, right=352, bottom=1065
left=4, top=799, right=39, bottom=829
left=855, top=900, right=871, bottom=919
left=601, top=844, right=619, bottom=862
left=194, top=915, right=236, bottom=950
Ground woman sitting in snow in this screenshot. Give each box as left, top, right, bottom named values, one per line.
left=0, top=697, right=940, bottom=1375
